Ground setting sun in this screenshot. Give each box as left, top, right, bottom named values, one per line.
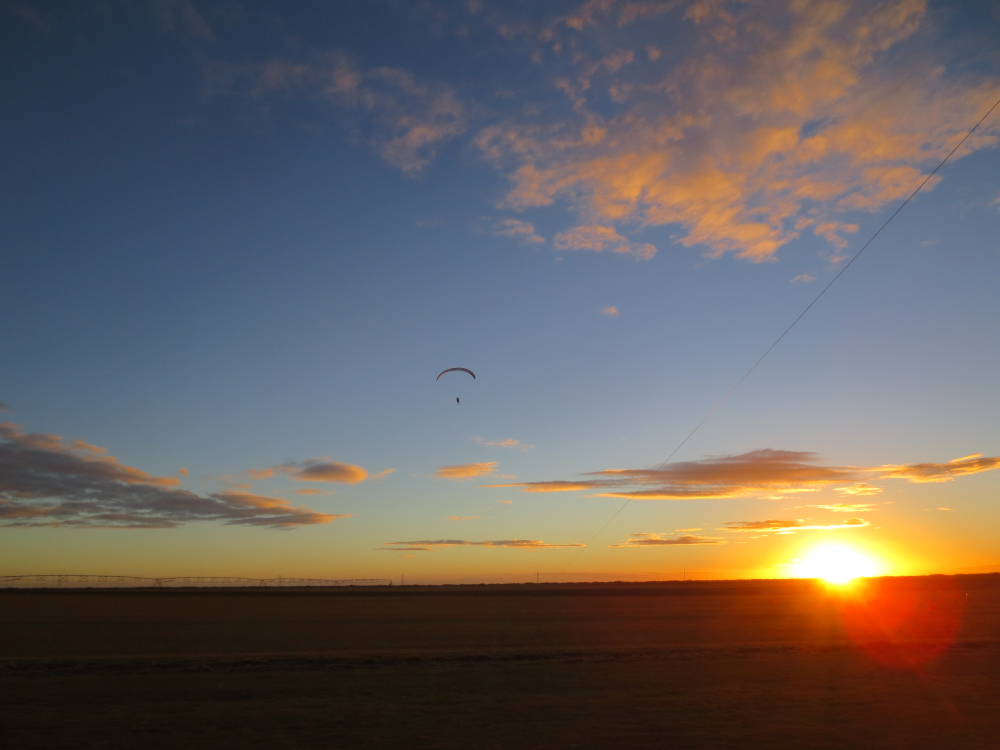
left=792, top=545, right=879, bottom=585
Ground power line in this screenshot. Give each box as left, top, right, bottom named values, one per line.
left=576, top=95, right=1000, bottom=556
left=0, top=574, right=393, bottom=587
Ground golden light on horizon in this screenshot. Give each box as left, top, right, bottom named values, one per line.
left=791, top=545, right=879, bottom=585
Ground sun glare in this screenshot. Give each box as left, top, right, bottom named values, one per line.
left=792, top=545, right=878, bottom=585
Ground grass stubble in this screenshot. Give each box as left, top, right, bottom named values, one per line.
left=1, top=576, right=998, bottom=748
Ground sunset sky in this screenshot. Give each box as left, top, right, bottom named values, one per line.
left=2, top=0, right=999, bottom=583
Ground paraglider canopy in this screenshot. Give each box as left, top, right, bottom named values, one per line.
left=436, top=367, right=475, bottom=381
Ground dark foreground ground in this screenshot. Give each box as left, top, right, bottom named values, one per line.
left=1, top=575, right=998, bottom=749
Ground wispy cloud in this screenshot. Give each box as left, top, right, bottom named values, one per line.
left=878, top=454, right=1000, bottom=483
left=552, top=226, right=656, bottom=260
left=469, top=437, right=534, bottom=451
left=477, top=0, right=999, bottom=263
left=435, top=461, right=499, bottom=479
left=446, top=515, right=481, bottom=521
left=378, top=546, right=434, bottom=552
left=486, top=449, right=1000, bottom=499
left=493, top=218, right=545, bottom=244
left=723, top=518, right=869, bottom=533
left=805, top=503, right=878, bottom=513
left=249, top=458, right=368, bottom=484
left=600, top=305, right=620, bottom=317
left=484, top=480, right=597, bottom=493
left=0, top=402, right=12, bottom=413
left=0, top=422, right=344, bottom=529
left=155, top=0, right=214, bottom=41
left=1, top=1, right=52, bottom=34
left=834, top=483, right=882, bottom=496
left=380, top=538, right=584, bottom=550
left=487, top=449, right=858, bottom=499
left=610, top=532, right=723, bottom=547
left=207, top=51, right=468, bottom=173
left=791, top=274, right=816, bottom=284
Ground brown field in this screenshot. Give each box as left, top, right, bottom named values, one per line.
left=1, top=575, right=998, bottom=749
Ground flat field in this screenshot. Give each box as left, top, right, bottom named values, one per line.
left=1, top=575, right=998, bottom=749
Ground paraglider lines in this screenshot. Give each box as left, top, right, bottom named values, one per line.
left=437, top=367, right=476, bottom=405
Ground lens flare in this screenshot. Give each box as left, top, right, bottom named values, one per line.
left=791, top=545, right=878, bottom=584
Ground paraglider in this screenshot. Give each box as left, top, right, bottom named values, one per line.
left=436, top=368, right=475, bottom=381
left=437, top=367, right=475, bottom=404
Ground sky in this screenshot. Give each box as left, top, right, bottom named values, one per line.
left=1, top=0, right=999, bottom=583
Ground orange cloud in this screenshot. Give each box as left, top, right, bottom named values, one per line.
left=69, top=440, right=106, bottom=454
left=877, top=454, right=1000, bottom=483
left=833, top=483, right=882, bottom=496
left=492, top=449, right=858, bottom=498
left=723, top=518, right=869, bottom=533
left=610, top=532, right=723, bottom=547
left=805, top=503, right=878, bottom=513
left=435, top=461, right=498, bottom=479
left=488, top=449, right=1000, bottom=500
left=250, top=458, right=368, bottom=485
left=479, top=0, right=999, bottom=263
left=446, top=516, right=481, bottom=521
left=813, top=221, right=858, bottom=249
left=287, top=460, right=367, bottom=483
left=601, top=305, right=620, bottom=317
left=484, top=480, right=595, bottom=492
left=381, top=538, right=583, bottom=550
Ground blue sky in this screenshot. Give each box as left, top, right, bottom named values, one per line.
left=2, top=0, right=999, bottom=582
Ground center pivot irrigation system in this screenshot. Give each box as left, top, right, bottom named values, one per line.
left=0, top=575, right=393, bottom=588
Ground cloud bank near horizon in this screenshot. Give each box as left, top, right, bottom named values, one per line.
left=486, top=448, right=1000, bottom=500
left=0, top=422, right=345, bottom=529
